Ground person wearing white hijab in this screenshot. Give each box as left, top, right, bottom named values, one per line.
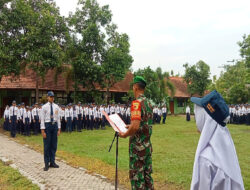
left=190, top=90, right=244, bottom=190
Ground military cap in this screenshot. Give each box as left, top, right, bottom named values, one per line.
left=133, top=76, right=146, bottom=86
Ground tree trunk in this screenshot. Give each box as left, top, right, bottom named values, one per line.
left=36, top=72, right=39, bottom=103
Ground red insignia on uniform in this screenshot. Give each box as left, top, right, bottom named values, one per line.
left=131, top=100, right=141, bottom=121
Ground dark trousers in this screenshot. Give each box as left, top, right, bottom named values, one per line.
left=43, top=122, right=58, bottom=165
left=82, top=115, right=85, bottom=129
left=24, top=118, right=30, bottom=136
left=186, top=113, right=190, bottom=121
left=34, top=117, right=39, bottom=135
left=72, top=117, right=77, bottom=131
left=101, top=116, right=105, bottom=129
left=90, top=116, right=94, bottom=130
left=4, top=118, right=9, bottom=131
left=66, top=117, right=72, bottom=132
left=86, top=115, right=89, bottom=130
left=61, top=117, right=66, bottom=132
left=246, top=114, right=250, bottom=125
left=77, top=114, right=82, bottom=131
left=162, top=113, right=167, bottom=124
left=153, top=113, right=157, bottom=124
left=10, top=116, right=17, bottom=137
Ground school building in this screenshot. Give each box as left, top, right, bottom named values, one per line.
left=0, top=70, right=191, bottom=116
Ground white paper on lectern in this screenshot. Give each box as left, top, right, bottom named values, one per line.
left=109, top=114, right=128, bottom=133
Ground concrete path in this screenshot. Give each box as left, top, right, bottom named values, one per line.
left=0, top=134, right=118, bottom=190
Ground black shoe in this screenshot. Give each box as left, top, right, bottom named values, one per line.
left=44, top=165, right=49, bottom=171
left=50, top=163, right=59, bottom=168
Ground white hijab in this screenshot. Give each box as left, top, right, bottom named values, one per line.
left=191, top=105, right=244, bottom=189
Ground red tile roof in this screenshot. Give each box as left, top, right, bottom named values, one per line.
left=168, top=77, right=190, bottom=98
left=0, top=69, right=133, bottom=93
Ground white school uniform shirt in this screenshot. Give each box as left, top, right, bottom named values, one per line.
left=105, top=107, right=110, bottom=114
left=115, top=106, right=120, bottom=114
left=76, top=105, right=80, bottom=115
left=99, top=107, right=104, bottom=116
left=4, top=108, right=10, bottom=119
left=40, top=102, right=61, bottom=129
left=20, top=108, right=24, bottom=119
left=84, top=107, right=89, bottom=115
left=162, top=107, right=167, bottom=113
left=89, top=108, right=93, bottom=119
left=23, top=109, right=31, bottom=123
left=17, top=108, right=21, bottom=120
left=186, top=106, right=190, bottom=114
left=9, top=106, right=18, bottom=117
left=126, top=107, right=131, bottom=116
left=73, top=109, right=77, bottom=118
left=94, top=109, right=98, bottom=119
left=110, top=106, right=115, bottom=113
left=32, top=107, right=39, bottom=120
left=60, top=109, right=65, bottom=119
left=191, top=105, right=244, bottom=190
left=158, top=109, right=162, bottom=116
left=153, top=108, right=157, bottom=114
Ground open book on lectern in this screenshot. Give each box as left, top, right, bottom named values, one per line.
left=102, top=111, right=128, bottom=133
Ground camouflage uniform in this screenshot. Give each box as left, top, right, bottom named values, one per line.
left=129, top=94, right=154, bottom=190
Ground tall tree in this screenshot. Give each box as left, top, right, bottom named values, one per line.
left=68, top=0, right=112, bottom=91
left=215, top=61, right=249, bottom=104
left=101, top=24, right=133, bottom=103
left=134, top=66, right=175, bottom=104
left=0, top=0, right=27, bottom=81
left=0, top=0, right=68, bottom=102
left=183, top=60, right=211, bottom=96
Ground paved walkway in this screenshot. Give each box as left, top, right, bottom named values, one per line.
left=0, top=134, right=119, bottom=190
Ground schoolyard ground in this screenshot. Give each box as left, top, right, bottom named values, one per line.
left=0, top=115, right=249, bottom=190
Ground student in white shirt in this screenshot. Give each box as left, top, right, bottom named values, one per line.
left=40, top=91, right=61, bottom=171
left=3, top=105, right=10, bottom=131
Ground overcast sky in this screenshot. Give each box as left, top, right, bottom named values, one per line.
left=55, top=0, right=250, bottom=77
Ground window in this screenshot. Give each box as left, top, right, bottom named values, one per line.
left=177, top=98, right=186, bottom=107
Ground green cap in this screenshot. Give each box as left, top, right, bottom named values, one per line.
left=133, top=76, right=146, bottom=86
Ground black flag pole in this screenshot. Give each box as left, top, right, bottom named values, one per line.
left=109, top=131, right=119, bottom=190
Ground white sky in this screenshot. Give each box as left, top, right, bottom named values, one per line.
left=55, top=0, right=250, bottom=77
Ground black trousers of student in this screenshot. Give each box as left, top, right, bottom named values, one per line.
left=17, top=120, right=21, bottom=134
left=72, top=117, right=77, bottom=131
left=246, top=113, right=250, bottom=125
left=157, top=115, right=161, bottom=124
left=186, top=113, right=190, bottom=121
left=24, top=118, right=30, bottom=136
left=153, top=113, right=157, bottom=124
left=95, top=118, right=100, bottom=129
left=43, top=122, right=58, bottom=166
left=61, top=117, right=66, bottom=132
left=77, top=114, right=82, bottom=131
left=10, top=116, right=17, bottom=138
left=66, top=117, right=72, bottom=132
left=101, top=116, right=106, bottom=129
left=162, top=113, right=167, bottom=124
left=85, top=115, right=90, bottom=130
left=90, top=116, right=94, bottom=130
left=4, top=118, right=9, bottom=131
left=34, top=116, right=40, bottom=135
left=82, top=115, right=85, bottom=129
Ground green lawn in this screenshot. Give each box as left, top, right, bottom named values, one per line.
left=0, top=160, right=39, bottom=190
left=9, top=116, right=250, bottom=190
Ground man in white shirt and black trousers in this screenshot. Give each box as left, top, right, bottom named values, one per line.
left=40, top=91, right=61, bottom=171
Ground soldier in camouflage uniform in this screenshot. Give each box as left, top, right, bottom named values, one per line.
left=120, top=76, right=154, bottom=190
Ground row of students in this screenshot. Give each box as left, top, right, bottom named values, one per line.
left=2, top=101, right=132, bottom=137
left=229, top=104, right=250, bottom=125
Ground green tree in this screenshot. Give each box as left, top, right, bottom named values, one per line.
left=215, top=61, right=249, bottom=104
left=0, top=0, right=27, bottom=80
left=102, top=24, right=133, bottom=103
left=0, top=0, right=68, bottom=102
left=134, top=66, right=175, bottom=104
left=68, top=0, right=112, bottom=91
left=183, top=60, right=211, bottom=96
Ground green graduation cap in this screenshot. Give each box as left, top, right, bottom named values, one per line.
left=133, top=76, right=147, bottom=86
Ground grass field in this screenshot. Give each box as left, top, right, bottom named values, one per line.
left=0, top=160, right=39, bottom=190
left=3, top=115, right=250, bottom=190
